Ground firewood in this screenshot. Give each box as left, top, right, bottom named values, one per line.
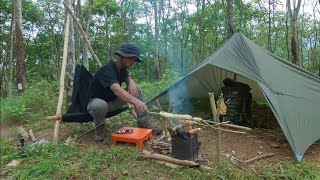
left=142, top=150, right=212, bottom=171
left=155, top=160, right=179, bottom=168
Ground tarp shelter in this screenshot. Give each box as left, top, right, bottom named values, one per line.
left=147, top=32, right=320, bottom=161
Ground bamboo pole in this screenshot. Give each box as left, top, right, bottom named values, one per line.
left=53, top=5, right=71, bottom=144
left=209, top=92, right=222, bottom=166
left=63, top=1, right=102, bottom=67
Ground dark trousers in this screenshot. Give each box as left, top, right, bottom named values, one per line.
left=87, top=87, right=145, bottom=127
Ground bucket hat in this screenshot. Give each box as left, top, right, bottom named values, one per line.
left=115, top=43, right=142, bottom=62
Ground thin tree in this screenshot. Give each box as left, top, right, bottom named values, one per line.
left=287, top=0, right=302, bottom=65
left=226, top=0, right=234, bottom=38
left=198, top=0, right=205, bottom=62
left=82, top=0, right=93, bottom=70
left=66, top=0, right=75, bottom=110
left=15, top=0, right=26, bottom=94
left=6, top=2, right=15, bottom=97
left=154, top=0, right=160, bottom=81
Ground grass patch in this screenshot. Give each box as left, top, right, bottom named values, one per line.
left=1, top=80, right=58, bottom=125
left=2, top=135, right=319, bottom=179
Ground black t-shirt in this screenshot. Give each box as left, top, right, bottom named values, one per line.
left=86, top=60, right=129, bottom=104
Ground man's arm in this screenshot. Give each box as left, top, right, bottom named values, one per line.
left=110, top=83, right=147, bottom=114
left=124, top=77, right=138, bottom=98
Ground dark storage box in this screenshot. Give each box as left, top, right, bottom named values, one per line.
left=171, top=134, right=198, bottom=161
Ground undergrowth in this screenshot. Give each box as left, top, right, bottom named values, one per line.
left=0, top=79, right=59, bottom=124
left=1, top=138, right=319, bottom=179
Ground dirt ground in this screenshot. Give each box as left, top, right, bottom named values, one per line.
left=1, top=108, right=319, bottom=166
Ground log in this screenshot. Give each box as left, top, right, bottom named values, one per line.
left=242, top=153, right=275, bottom=163
left=53, top=3, right=70, bottom=143
left=155, top=160, right=179, bottom=168
left=142, top=150, right=212, bottom=171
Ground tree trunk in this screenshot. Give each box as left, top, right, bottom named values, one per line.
left=287, top=0, right=302, bottom=66
left=285, top=8, right=290, bottom=61
left=105, top=9, right=110, bottom=61
left=82, top=0, right=93, bottom=70
left=66, top=0, right=75, bottom=111
left=74, top=0, right=82, bottom=66
left=154, top=0, right=160, bottom=81
left=6, top=3, right=15, bottom=97
left=267, top=0, right=272, bottom=51
left=15, top=0, right=26, bottom=94
left=226, top=0, right=234, bottom=38
left=198, top=0, right=205, bottom=61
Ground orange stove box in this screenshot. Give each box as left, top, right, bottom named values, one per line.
left=111, top=127, right=152, bottom=149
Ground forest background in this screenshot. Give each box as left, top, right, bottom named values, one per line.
left=0, top=0, right=319, bottom=100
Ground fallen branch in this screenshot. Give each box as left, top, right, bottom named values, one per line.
left=142, top=150, right=212, bottom=171
left=155, top=160, right=179, bottom=168
left=242, top=153, right=275, bottom=163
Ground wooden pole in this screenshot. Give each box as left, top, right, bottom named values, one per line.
left=63, top=0, right=102, bottom=67
left=53, top=5, right=71, bottom=144
left=209, top=92, right=222, bottom=166
left=155, top=99, right=168, bottom=138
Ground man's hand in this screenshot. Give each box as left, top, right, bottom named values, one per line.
left=132, top=99, right=148, bottom=114
left=127, top=80, right=138, bottom=98
left=110, top=83, right=148, bottom=114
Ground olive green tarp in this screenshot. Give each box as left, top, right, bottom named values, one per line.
left=147, top=32, right=320, bottom=161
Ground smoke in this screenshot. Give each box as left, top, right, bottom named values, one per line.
left=168, top=80, right=193, bottom=114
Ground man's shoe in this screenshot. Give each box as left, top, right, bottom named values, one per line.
left=94, top=134, right=105, bottom=142
left=94, top=124, right=105, bottom=142
left=137, top=116, right=163, bottom=135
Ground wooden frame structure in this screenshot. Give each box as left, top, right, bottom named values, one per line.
left=48, top=1, right=105, bottom=143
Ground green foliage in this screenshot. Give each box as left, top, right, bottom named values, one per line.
left=0, top=138, right=21, bottom=163
left=139, top=69, right=180, bottom=102
left=0, top=80, right=58, bottom=124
